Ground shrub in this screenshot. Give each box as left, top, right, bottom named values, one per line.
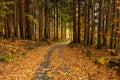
left=0, top=55, right=9, bottom=62
left=96, top=56, right=109, bottom=65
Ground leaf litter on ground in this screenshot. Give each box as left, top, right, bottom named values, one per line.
left=0, top=39, right=54, bottom=80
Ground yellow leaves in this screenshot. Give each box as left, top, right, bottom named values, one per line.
left=96, top=55, right=109, bottom=65
left=97, top=57, right=106, bottom=65
left=12, top=49, right=18, bottom=54
left=74, top=67, right=79, bottom=71
left=27, top=14, right=33, bottom=21
left=47, top=73, right=53, bottom=78
left=33, top=19, right=38, bottom=25
left=25, top=13, right=38, bottom=25
left=27, top=73, right=33, bottom=77
left=59, top=71, right=65, bottom=76
left=0, top=40, right=51, bottom=79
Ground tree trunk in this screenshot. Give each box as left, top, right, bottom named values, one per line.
left=90, top=0, right=95, bottom=46
left=97, top=0, right=103, bottom=49
left=19, top=0, right=24, bottom=39
left=78, top=0, right=81, bottom=43
left=73, top=0, right=77, bottom=43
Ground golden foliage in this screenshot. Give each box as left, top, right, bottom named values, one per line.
left=25, top=13, right=38, bottom=25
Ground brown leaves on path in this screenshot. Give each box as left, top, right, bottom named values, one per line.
left=44, top=45, right=120, bottom=80
left=0, top=39, right=53, bottom=80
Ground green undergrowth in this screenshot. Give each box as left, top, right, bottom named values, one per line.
left=85, top=49, right=110, bottom=65
left=96, top=56, right=109, bottom=65
left=0, top=39, right=55, bottom=62
left=0, top=55, right=19, bottom=62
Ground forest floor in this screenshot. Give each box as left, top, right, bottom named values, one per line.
left=0, top=39, right=120, bottom=80
left=0, top=39, right=54, bottom=80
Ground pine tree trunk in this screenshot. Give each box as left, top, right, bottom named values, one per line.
left=90, top=0, right=95, bottom=46
left=97, top=0, right=103, bottom=49
left=78, top=0, right=81, bottom=43
left=19, top=0, right=24, bottom=39
left=25, top=0, right=32, bottom=39
left=73, top=0, right=77, bottom=43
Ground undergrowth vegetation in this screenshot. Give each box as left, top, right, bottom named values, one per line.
left=82, top=46, right=120, bottom=75
left=0, top=39, right=53, bottom=63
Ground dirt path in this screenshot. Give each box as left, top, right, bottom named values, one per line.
left=32, top=43, right=68, bottom=80
left=0, top=40, right=119, bottom=80
left=32, top=43, right=120, bottom=80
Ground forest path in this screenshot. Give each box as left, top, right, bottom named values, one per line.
left=32, top=42, right=120, bottom=80
left=32, top=42, right=69, bottom=80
